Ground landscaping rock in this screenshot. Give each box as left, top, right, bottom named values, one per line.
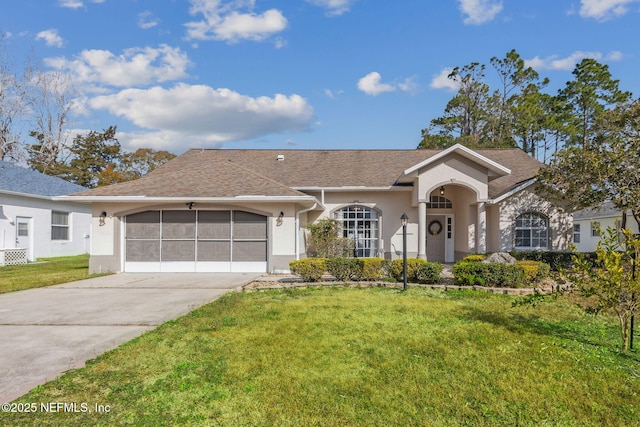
left=482, top=252, right=516, bottom=265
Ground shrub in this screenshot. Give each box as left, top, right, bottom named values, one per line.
left=516, top=260, right=551, bottom=282
left=462, top=254, right=486, bottom=262
left=509, top=250, right=596, bottom=271
left=390, top=258, right=428, bottom=282
left=452, top=262, right=526, bottom=287
left=326, top=257, right=362, bottom=281
left=289, top=258, right=326, bottom=282
left=416, top=262, right=443, bottom=284
left=359, top=258, right=389, bottom=281
left=306, top=219, right=354, bottom=258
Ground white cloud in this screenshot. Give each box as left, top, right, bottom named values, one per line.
left=89, top=83, right=314, bottom=150
left=35, top=29, right=64, bottom=48
left=58, top=0, right=83, bottom=8
left=430, top=68, right=459, bottom=91
left=458, top=0, right=503, bottom=24
left=357, top=72, right=395, bottom=96
left=578, top=0, right=639, bottom=21
left=185, top=0, right=287, bottom=43
left=524, top=50, right=624, bottom=71
left=58, top=0, right=105, bottom=9
left=306, top=0, right=355, bottom=16
left=44, top=44, right=191, bottom=88
left=324, top=89, right=344, bottom=99
left=357, top=72, right=417, bottom=96
left=138, top=11, right=160, bottom=30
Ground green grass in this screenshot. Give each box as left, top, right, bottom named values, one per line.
left=0, top=254, right=101, bottom=294
left=1, top=287, right=638, bottom=426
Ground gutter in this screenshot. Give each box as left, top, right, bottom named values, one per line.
left=487, top=178, right=536, bottom=205
left=295, top=203, right=317, bottom=261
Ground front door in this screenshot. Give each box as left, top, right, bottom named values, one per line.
left=426, top=215, right=446, bottom=262
left=16, top=217, right=32, bottom=260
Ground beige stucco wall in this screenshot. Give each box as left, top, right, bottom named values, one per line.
left=416, top=153, right=489, bottom=203
left=497, top=186, right=572, bottom=252
left=313, top=190, right=417, bottom=259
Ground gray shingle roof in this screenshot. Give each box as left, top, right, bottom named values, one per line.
left=70, top=148, right=545, bottom=199
left=0, top=161, right=86, bottom=197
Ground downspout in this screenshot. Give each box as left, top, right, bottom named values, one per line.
left=295, top=203, right=317, bottom=260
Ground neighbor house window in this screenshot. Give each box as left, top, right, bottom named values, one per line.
left=334, top=205, right=379, bottom=257
left=591, top=221, right=600, bottom=237
left=52, top=211, right=69, bottom=240
left=573, top=224, right=581, bottom=243
left=514, top=212, right=548, bottom=250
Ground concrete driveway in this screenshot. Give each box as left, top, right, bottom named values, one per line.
left=0, top=273, right=259, bottom=403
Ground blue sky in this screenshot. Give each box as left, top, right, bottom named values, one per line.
left=1, top=0, right=639, bottom=154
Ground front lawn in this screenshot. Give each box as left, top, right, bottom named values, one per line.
left=1, top=287, right=638, bottom=426
left=0, top=254, right=99, bottom=294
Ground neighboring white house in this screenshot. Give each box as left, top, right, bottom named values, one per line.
left=0, top=161, right=91, bottom=262
left=62, top=144, right=574, bottom=274
left=572, top=203, right=640, bottom=252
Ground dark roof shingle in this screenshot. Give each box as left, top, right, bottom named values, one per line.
left=70, top=147, right=544, bottom=199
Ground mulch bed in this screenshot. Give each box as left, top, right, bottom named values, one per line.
left=243, top=275, right=569, bottom=296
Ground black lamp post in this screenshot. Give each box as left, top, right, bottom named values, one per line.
left=401, top=213, right=409, bottom=291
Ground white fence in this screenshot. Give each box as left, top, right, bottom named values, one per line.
left=0, top=248, right=28, bottom=266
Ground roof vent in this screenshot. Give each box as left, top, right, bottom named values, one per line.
left=277, top=154, right=285, bottom=161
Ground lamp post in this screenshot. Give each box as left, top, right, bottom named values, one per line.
left=401, top=213, right=408, bottom=291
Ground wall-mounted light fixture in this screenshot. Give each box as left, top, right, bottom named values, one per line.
left=439, top=186, right=445, bottom=196
left=186, top=202, right=195, bottom=210
left=99, top=211, right=107, bottom=226
left=276, top=211, right=284, bottom=226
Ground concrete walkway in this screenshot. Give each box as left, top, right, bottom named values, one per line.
left=0, top=273, right=258, bottom=403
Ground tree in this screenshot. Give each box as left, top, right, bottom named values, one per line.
left=25, top=67, right=76, bottom=172
left=419, top=50, right=550, bottom=153
left=118, top=148, right=176, bottom=181
left=306, top=219, right=354, bottom=258
left=63, top=126, right=121, bottom=188
left=557, top=58, right=631, bottom=149
left=489, top=49, right=548, bottom=152
left=420, top=62, right=490, bottom=149
left=536, top=60, right=638, bottom=230
left=0, top=35, right=27, bottom=161
left=567, top=226, right=640, bottom=352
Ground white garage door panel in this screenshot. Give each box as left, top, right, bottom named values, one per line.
left=124, top=210, right=267, bottom=273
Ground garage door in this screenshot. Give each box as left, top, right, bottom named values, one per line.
left=124, top=210, right=267, bottom=272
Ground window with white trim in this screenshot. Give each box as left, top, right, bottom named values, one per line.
left=52, top=211, right=69, bottom=241
left=573, top=224, right=581, bottom=243
left=427, top=195, right=452, bottom=209
left=514, top=212, right=548, bottom=250
left=334, top=205, right=379, bottom=257
left=591, top=221, right=600, bottom=237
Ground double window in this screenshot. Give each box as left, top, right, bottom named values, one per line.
left=52, top=211, right=69, bottom=241
left=334, top=205, right=379, bottom=257
left=514, top=212, right=548, bottom=250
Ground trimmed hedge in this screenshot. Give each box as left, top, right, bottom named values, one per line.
left=390, top=258, right=428, bottom=282
left=452, top=262, right=526, bottom=288
left=289, top=258, right=326, bottom=282
left=359, top=258, right=390, bottom=281
left=509, top=250, right=596, bottom=271
left=516, top=260, right=551, bottom=282
left=325, top=257, right=362, bottom=281
left=416, top=262, right=443, bottom=284
left=462, top=254, right=486, bottom=262
left=290, top=257, right=442, bottom=284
